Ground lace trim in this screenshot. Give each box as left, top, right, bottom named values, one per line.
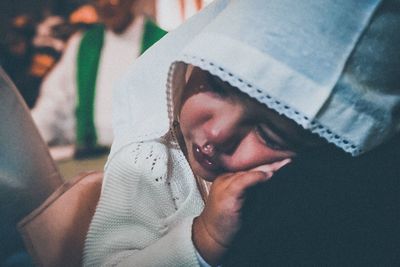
left=166, top=62, right=176, bottom=132
left=177, top=54, right=362, bottom=156
left=166, top=62, right=211, bottom=203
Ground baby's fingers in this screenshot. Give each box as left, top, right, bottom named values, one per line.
left=251, top=158, right=292, bottom=174
left=228, top=171, right=270, bottom=199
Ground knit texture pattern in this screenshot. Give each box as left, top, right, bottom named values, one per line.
left=83, top=135, right=204, bottom=266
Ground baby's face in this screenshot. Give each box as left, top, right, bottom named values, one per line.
left=178, top=68, right=320, bottom=182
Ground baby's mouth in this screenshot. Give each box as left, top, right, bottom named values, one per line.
left=192, top=143, right=221, bottom=172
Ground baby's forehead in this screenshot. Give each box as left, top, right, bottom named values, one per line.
left=189, top=67, right=276, bottom=117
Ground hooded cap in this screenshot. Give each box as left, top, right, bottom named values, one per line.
left=111, top=0, right=400, bottom=158
left=169, top=0, right=400, bottom=156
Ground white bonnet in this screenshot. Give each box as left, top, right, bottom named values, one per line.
left=110, top=0, right=400, bottom=158
left=169, top=0, right=400, bottom=156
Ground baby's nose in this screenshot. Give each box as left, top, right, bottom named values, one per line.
left=204, top=116, right=235, bottom=144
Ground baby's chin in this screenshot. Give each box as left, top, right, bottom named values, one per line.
left=190, top=160, right=222, bottom=182
left=191, top=166, right=218, bottom=182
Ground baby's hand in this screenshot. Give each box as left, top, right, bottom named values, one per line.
left=192, top=159, right=291, bottom=265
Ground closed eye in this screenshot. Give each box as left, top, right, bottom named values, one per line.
left=254, top=124, right=290, bottom=151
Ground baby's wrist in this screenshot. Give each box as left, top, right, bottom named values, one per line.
left=192, top=216, right=227, bottom=266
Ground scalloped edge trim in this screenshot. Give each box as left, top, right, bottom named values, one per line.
left=172, top=54, right=362, bottom=156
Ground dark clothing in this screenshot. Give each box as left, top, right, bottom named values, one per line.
left=224, top=136, right=400, bottom=266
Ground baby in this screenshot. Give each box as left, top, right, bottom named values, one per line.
left=178, top=66, right=322, bottom=265
left=83, top=0, right=400, bottom=266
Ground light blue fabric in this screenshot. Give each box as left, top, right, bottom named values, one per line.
left=111, top=0, right=400, bottom=157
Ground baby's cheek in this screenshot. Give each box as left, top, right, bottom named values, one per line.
left=220, top=153, right=263, bottom=173
left=222, top=146, right=293, bottom=173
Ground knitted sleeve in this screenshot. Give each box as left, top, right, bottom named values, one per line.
left=83, top=141, right=201, bottom=267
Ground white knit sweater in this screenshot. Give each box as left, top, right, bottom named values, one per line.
left=83, top=2, right=229, bottom=265
left=83, top=133, right=205, bottom=266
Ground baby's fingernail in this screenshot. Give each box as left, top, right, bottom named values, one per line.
left=254, top=165, right=272, bottom=173
left=279, top=158, right=292, bottom=168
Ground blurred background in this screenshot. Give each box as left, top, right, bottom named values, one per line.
left=0, top=0, right=214, bottom=108
left=0, top=0, right=214, bottom=180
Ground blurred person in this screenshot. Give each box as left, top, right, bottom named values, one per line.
left=32, top=15, right=69, bottom=56
left=6, top=6, right=79, bottom=109
left=32, top=0, right=167, bottom=159
left=30, top=3, right=100, bottom=82
left=29, top=14, right=73, bottom=92
left=69, top=4, right=99, bottom=29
